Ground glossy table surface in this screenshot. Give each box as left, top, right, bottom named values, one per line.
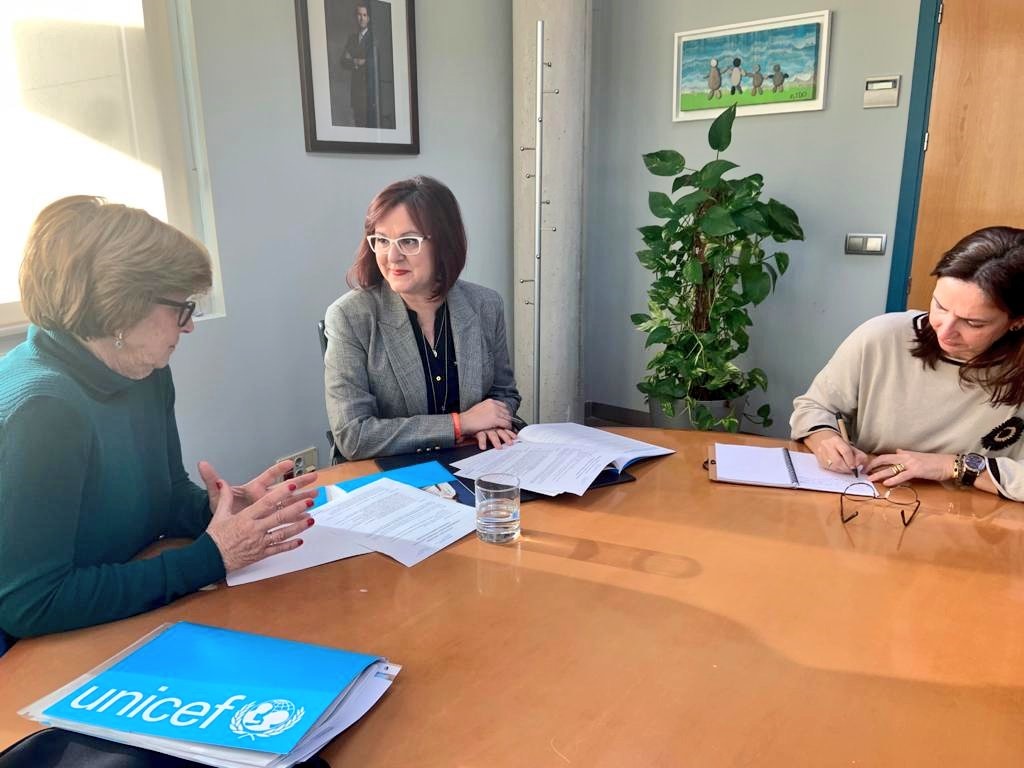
left=2, top=429, right=1024, bottom=766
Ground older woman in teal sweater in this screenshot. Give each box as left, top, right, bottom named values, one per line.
left=0, top=196, right=318, bottom=649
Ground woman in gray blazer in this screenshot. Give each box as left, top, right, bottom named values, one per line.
left=325, top=176, right=521, bottom=460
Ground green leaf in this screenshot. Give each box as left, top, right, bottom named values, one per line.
left=708, top=104, right=737, bottom=151
left=766, top=199, right=804, bottom=240
left=671, top=172, right=698, bottom=193
left=682, top=260, right=703, bottom=284
left=731, top=207, right=769, bottom=235
left=636, top=250, right=658, bottom=269
left=740, top=265, right=771, bottom=305
left=774, top=251, right=790, bottom=274
left=649, top=192, right=675, bottom=219
left=643, top=150, right=686, bottom=176
left=645, top=326, right=672, bottom=348
left=699, top=159, right=739, bottom=187
left=630, top=313, right=650, bottom=326
left=757, top=403, right=771, bottom=418
left=674, top=189, right=712, bottom=216
left=699, top=206, right=739, bottom=237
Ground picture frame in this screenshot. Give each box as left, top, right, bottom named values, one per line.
left=295, top=0, right=419, bottom=153
left=673, top=11, right=831, bottom=122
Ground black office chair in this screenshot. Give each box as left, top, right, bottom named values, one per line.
left=318, top=320, right=345, bottom=465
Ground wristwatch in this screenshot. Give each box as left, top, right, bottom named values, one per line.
left=957, top=452, right=987, bottom=487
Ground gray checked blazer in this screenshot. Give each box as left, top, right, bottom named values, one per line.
left=324, top=280, right=521, bottom=460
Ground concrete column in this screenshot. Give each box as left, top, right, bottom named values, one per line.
left=512, top=0, right=590, bottom=423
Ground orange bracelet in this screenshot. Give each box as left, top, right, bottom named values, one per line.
left=451, top=412, right=462, bottom=442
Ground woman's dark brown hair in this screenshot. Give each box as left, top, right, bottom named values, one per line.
left=346, top=176, right=467, bottom=299
left=912, top=226, right=1024, bottom=406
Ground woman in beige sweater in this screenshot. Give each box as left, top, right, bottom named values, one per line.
left=791, top=226, right=1024, bottom=500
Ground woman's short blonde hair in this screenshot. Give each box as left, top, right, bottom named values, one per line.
left=19, top=195, right=212, bottom=338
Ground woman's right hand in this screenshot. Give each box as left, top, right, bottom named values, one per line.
left=199, top=462, right=318, bottom=573
left=459, top=399, right=512, bottom=437
left=803, top=430, right=869, bottom=475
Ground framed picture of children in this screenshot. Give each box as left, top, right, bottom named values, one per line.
left=673, top=11, right=831, bottom=122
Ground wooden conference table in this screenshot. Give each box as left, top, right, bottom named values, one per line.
left=2, top=429, right=1024, bottom=766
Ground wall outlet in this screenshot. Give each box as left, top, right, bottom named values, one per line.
left=276, top=446, right=318, bottom=479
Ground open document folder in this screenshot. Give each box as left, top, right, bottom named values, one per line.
left=21, top=622, right=399, bottom=768
left=451, top=423, right=674, bottom=496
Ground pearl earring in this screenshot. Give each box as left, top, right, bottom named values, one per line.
left=114, top=331, right=125, bottom=349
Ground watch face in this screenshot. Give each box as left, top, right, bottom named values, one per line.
left=964, top=453, right=987, bottom=472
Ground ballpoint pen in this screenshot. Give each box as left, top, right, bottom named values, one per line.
left=835, top=412, right=859, bottom=478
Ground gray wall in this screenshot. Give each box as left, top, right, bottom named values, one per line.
left=584, top=0, right=919, bottom=434
left=170, top=0, right=513, bottom=481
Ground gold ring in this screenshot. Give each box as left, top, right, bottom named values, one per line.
left=826, top=459, right=833, bottom=469
left=890, top=463, right=905, bottom=477
left=275, top=501, right=283, bottom=511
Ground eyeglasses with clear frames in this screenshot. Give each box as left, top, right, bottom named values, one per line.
left=366, top=234, right=430, bottom=256
left=154, top=297, right=199, bottom=328
left=840, top=482, right=921, bottom=528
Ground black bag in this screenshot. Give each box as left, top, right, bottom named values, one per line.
left=0, top=728, right=331, bottom=768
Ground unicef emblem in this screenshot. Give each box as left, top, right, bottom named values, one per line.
left=229, top=699, right=305, bottom=740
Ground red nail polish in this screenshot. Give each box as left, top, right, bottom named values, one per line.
left=296, top=539, right=303, bottom=547
left=305, top=499, right=314, bottom=507
left=215, top=481, right=222, bottom=489
left=289, top=483, right=297, bottom=491
left=307, top=518, right=315, bottom=526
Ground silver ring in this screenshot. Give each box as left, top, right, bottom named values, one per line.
left=275, top=501, right=283, bottom=511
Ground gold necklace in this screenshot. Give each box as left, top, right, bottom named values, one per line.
left=420, top=303, right=450, bottom=412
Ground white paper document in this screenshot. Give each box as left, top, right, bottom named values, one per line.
left=314, top=478, right=476, bottom=566
left=226, top=486, right=371, bottom=587
left=451, top=441, right=616, bottom=496
left=451, top=423, right=674, bottom=496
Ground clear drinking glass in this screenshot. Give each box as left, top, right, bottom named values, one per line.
left=475, top=473, right=521, bottom=544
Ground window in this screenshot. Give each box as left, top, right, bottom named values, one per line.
left=0, top=0, right=222, bottom=335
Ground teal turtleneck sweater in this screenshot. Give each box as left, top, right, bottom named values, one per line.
left=0, top=327, right=226, bottom=639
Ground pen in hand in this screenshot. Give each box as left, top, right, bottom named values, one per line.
left=835, top=412, right=859, bottom=478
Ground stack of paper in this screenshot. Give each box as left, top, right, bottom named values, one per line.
left=21, top=622, right=399, bottom=768
left=227, top=463, right=464, bottom=585
left=451, top=423, right=674, bottom=496
left=314, top=478, right=476, bottom=566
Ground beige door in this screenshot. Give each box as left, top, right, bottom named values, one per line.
left=906, top=0, right=1024, bottom=311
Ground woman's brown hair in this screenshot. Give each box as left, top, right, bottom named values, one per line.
left=19, top=196, right=212, bottom=339
left=912, top=226, right=1024, bottom=406
left=347, top=176, right=467, bottom=299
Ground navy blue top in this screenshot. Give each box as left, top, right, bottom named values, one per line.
left=406, top=302, right=460, bottom=415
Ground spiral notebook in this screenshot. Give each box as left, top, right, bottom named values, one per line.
left=708, top=443, right=875, bottom=496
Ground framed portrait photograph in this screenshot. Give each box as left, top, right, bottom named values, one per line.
left=295, top=0, right=419, bottom=153
left=673, top=11, right=831, bottom=122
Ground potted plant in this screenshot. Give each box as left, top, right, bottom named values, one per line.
left=631, top=104, right=804, bottom=431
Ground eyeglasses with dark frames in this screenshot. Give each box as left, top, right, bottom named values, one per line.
left=840, top=482, right=921, bottom=528
left=154, top=297, right=198, bottom=328
left=366, top=234, right=430, bottom=256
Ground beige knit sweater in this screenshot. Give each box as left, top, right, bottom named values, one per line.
left=790, top=311, right=1024, bottom=501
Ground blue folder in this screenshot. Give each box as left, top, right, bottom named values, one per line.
left=42, top=622, right=379, bottom=755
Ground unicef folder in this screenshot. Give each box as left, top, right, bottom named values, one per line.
left=20, top=622, right=400, bottom=768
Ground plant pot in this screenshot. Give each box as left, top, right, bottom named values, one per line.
left=648, top=395, right=748, bottom=431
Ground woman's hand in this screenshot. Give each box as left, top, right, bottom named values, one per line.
left=203, top=459, right=300, bottom=515
left=460, top=399, right=512, bottom=437
left=474, top=428, right=517, bottom=450
left=803, top=429, right=869, bottom=475
left=866, top=450, right=956, bottom=487
left=199, top=462, right=319, bottom=572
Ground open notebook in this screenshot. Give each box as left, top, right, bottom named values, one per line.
left=709, top=443, right=876, bottom=496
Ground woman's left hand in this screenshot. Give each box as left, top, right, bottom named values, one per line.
left=476, top=428, right=517, bottom=450
left=204, top=459, right=298, bottom=514
left=866, top=450, right=956, bottom=487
